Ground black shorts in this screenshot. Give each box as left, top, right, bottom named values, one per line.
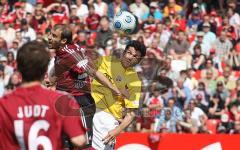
left=74, top=94, right=96, bottom=146
left=62, top=94, right=96, bottom=149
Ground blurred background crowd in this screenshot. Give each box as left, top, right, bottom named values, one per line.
left=0, top=0, right=240, bottom=134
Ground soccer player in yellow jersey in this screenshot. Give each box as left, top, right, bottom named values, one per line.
left=91, top=40, right=146, bottom=149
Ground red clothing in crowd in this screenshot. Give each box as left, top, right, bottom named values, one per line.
left=86, top=13, right=101, bottom=30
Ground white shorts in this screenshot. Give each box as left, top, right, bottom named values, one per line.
left=92, top=109, right=119, bottom=150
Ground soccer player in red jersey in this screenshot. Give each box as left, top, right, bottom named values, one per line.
left=48, top=24, right=123, bottom=148
left=0, top=41, right=87, bottom=149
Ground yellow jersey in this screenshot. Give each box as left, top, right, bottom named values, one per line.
left=91, top=56, right=142, bottom=119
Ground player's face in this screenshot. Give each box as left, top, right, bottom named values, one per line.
left=121, top=46, right=141, bottom=68
left=48, top=29, right=62, bottom=49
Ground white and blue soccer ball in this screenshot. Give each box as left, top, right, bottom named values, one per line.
left=112, top=10, right=138, bottom=35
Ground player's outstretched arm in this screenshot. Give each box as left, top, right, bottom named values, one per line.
left=102, top=108, right=136, bottom=144
left=89, top=67, right=122, bottom=96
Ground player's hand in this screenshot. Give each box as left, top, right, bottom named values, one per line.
left=119, top=89, right=130, bottom=99
left=102, top=127, right=122, bottom=145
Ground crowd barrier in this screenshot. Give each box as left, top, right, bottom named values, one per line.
left=115, top=132, right=240, bottom=150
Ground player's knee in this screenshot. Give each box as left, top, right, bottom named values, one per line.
left=71, top=135, right=87, bottom=147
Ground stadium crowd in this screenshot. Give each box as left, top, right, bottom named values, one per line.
left=0, top=0, right=240, bottom=135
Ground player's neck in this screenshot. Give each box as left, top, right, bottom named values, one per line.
left=21, top=81, right=41, bottom=88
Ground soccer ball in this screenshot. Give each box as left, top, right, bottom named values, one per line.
left=112, top=11, right=138, bottom=35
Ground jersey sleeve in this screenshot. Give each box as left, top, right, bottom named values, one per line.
left=124, top=71, right=142, bottom=109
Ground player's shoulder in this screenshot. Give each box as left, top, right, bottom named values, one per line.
left=65, top=44, right=85, bottom=52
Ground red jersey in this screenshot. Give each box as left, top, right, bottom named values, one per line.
left=0, top=84, right=85, bottom=150
left=54, top=44, right=91, bottom=96
left=86, top=13, right=101, bottom=30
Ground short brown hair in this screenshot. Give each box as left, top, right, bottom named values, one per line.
left=17, top=41, right=50, bottom=82
left=53, top=24, right=73, bottom=44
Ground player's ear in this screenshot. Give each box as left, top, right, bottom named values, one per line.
left=61, top=38, right=67, bottom=45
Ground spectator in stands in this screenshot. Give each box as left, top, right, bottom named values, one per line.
left=227, top=47, right=240, bottom=71
left=147, top=39, right=164, bottom=59
left=85, top=5, right=101, bottom=31
left=88, top=0, right=108, bottom=17
left=21, top=0, right=34, bottom=14
left=212, top=81, right=230, bottom=106
left=202, top=22, right=216, bottom=49
left=227, top=8, right=240, bottom=31
left=228, top=91, right=240, bottom=121
left=213, top=30, right=233, bottom=61
left=0, top=64, right=5, bottom=97
left=201, top=69, right=217, bottom=94
left=230, top=121, right=240, bottom=134
left=108, top=0, right=128, bottom=19
left=45, top=1, right=69, bottom=25
left=191, top=44, right=206, bottom=70
left=31, top=6, right=47, bottom=33
left=136, top=107, right=155, bottom=132
left=189, top=31, right=211, bottom=56
left=0, top=37, right=8, bottom=56
left=6, top=51, right=17, bottom=70
left=20, top=18, right=36, bottom=43
left=217, top=66, right=236, bottom=91
left=147, top=85, right=163, bottom=116
left=142, top=2, right=163, bottom=23
left=198, top=15, right=217, bottom=34
left=188, top=100, right=208, bottom=129
left=217, top=16, right=237, bottom=41
left=170, top=78, right=192, bottom=109
left=15, top=30, right=24, bottom=47
left=158, top=108, right=178, bottom=133
left=8, top=40, right=19, bottom=59
left=156, top=23, right=171, bottom=49
left=208, top=93, right=226, bottom=119
left=187, top=11, right=201, bottom=31
left=74, top=0, right=88, bottom=19
left=5, top=71, right=21, bottom=92
left=183, top=69, right=198, bottom=91
left=130, top=0, right=149, bottom=23
left=163, top=0, right=182, bottom=17
left=168, top=30, right=191, bottom=67
left=201, top=58, right=219, bottom=79
left=0, top=56, right=13, bottom=86
left=96, top=16, right=112, bottom=49
left=0, top=20, right=16, bottom=47
left=192, top=82, right=210, bottom=111
left=178, top=108, right=199, bottom=133
left=164, top=97, right=183, bottom=121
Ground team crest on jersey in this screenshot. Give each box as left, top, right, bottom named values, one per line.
left=78, top=73, right=88, bottom=80
left=74, top=80, right=85, bottom=89
left=116, top=75, right=122, bottom=82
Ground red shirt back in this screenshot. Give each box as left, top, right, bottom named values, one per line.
left=54, top=44, right=91, bottom=96
left=0, top=84, right=85, bottom=150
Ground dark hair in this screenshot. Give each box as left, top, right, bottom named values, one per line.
left=17, top=41, right=50, bottom=82
left=53, top=24, right=72, bottom=44
left=100, top=16, right=110, bottom=22
left=125, top=40, right=146, bottom=57
left=194, top=44, right=201, bottom=50
left=21, top=19, right=28, bottom=25
left=88, top=4, right=95, bottom=10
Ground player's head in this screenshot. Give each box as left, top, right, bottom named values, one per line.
left=121, top=40, right=146, bottom=68
left=48, top=24, right=72, bottom=49
left=17, top=41, right=50, bottom=82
